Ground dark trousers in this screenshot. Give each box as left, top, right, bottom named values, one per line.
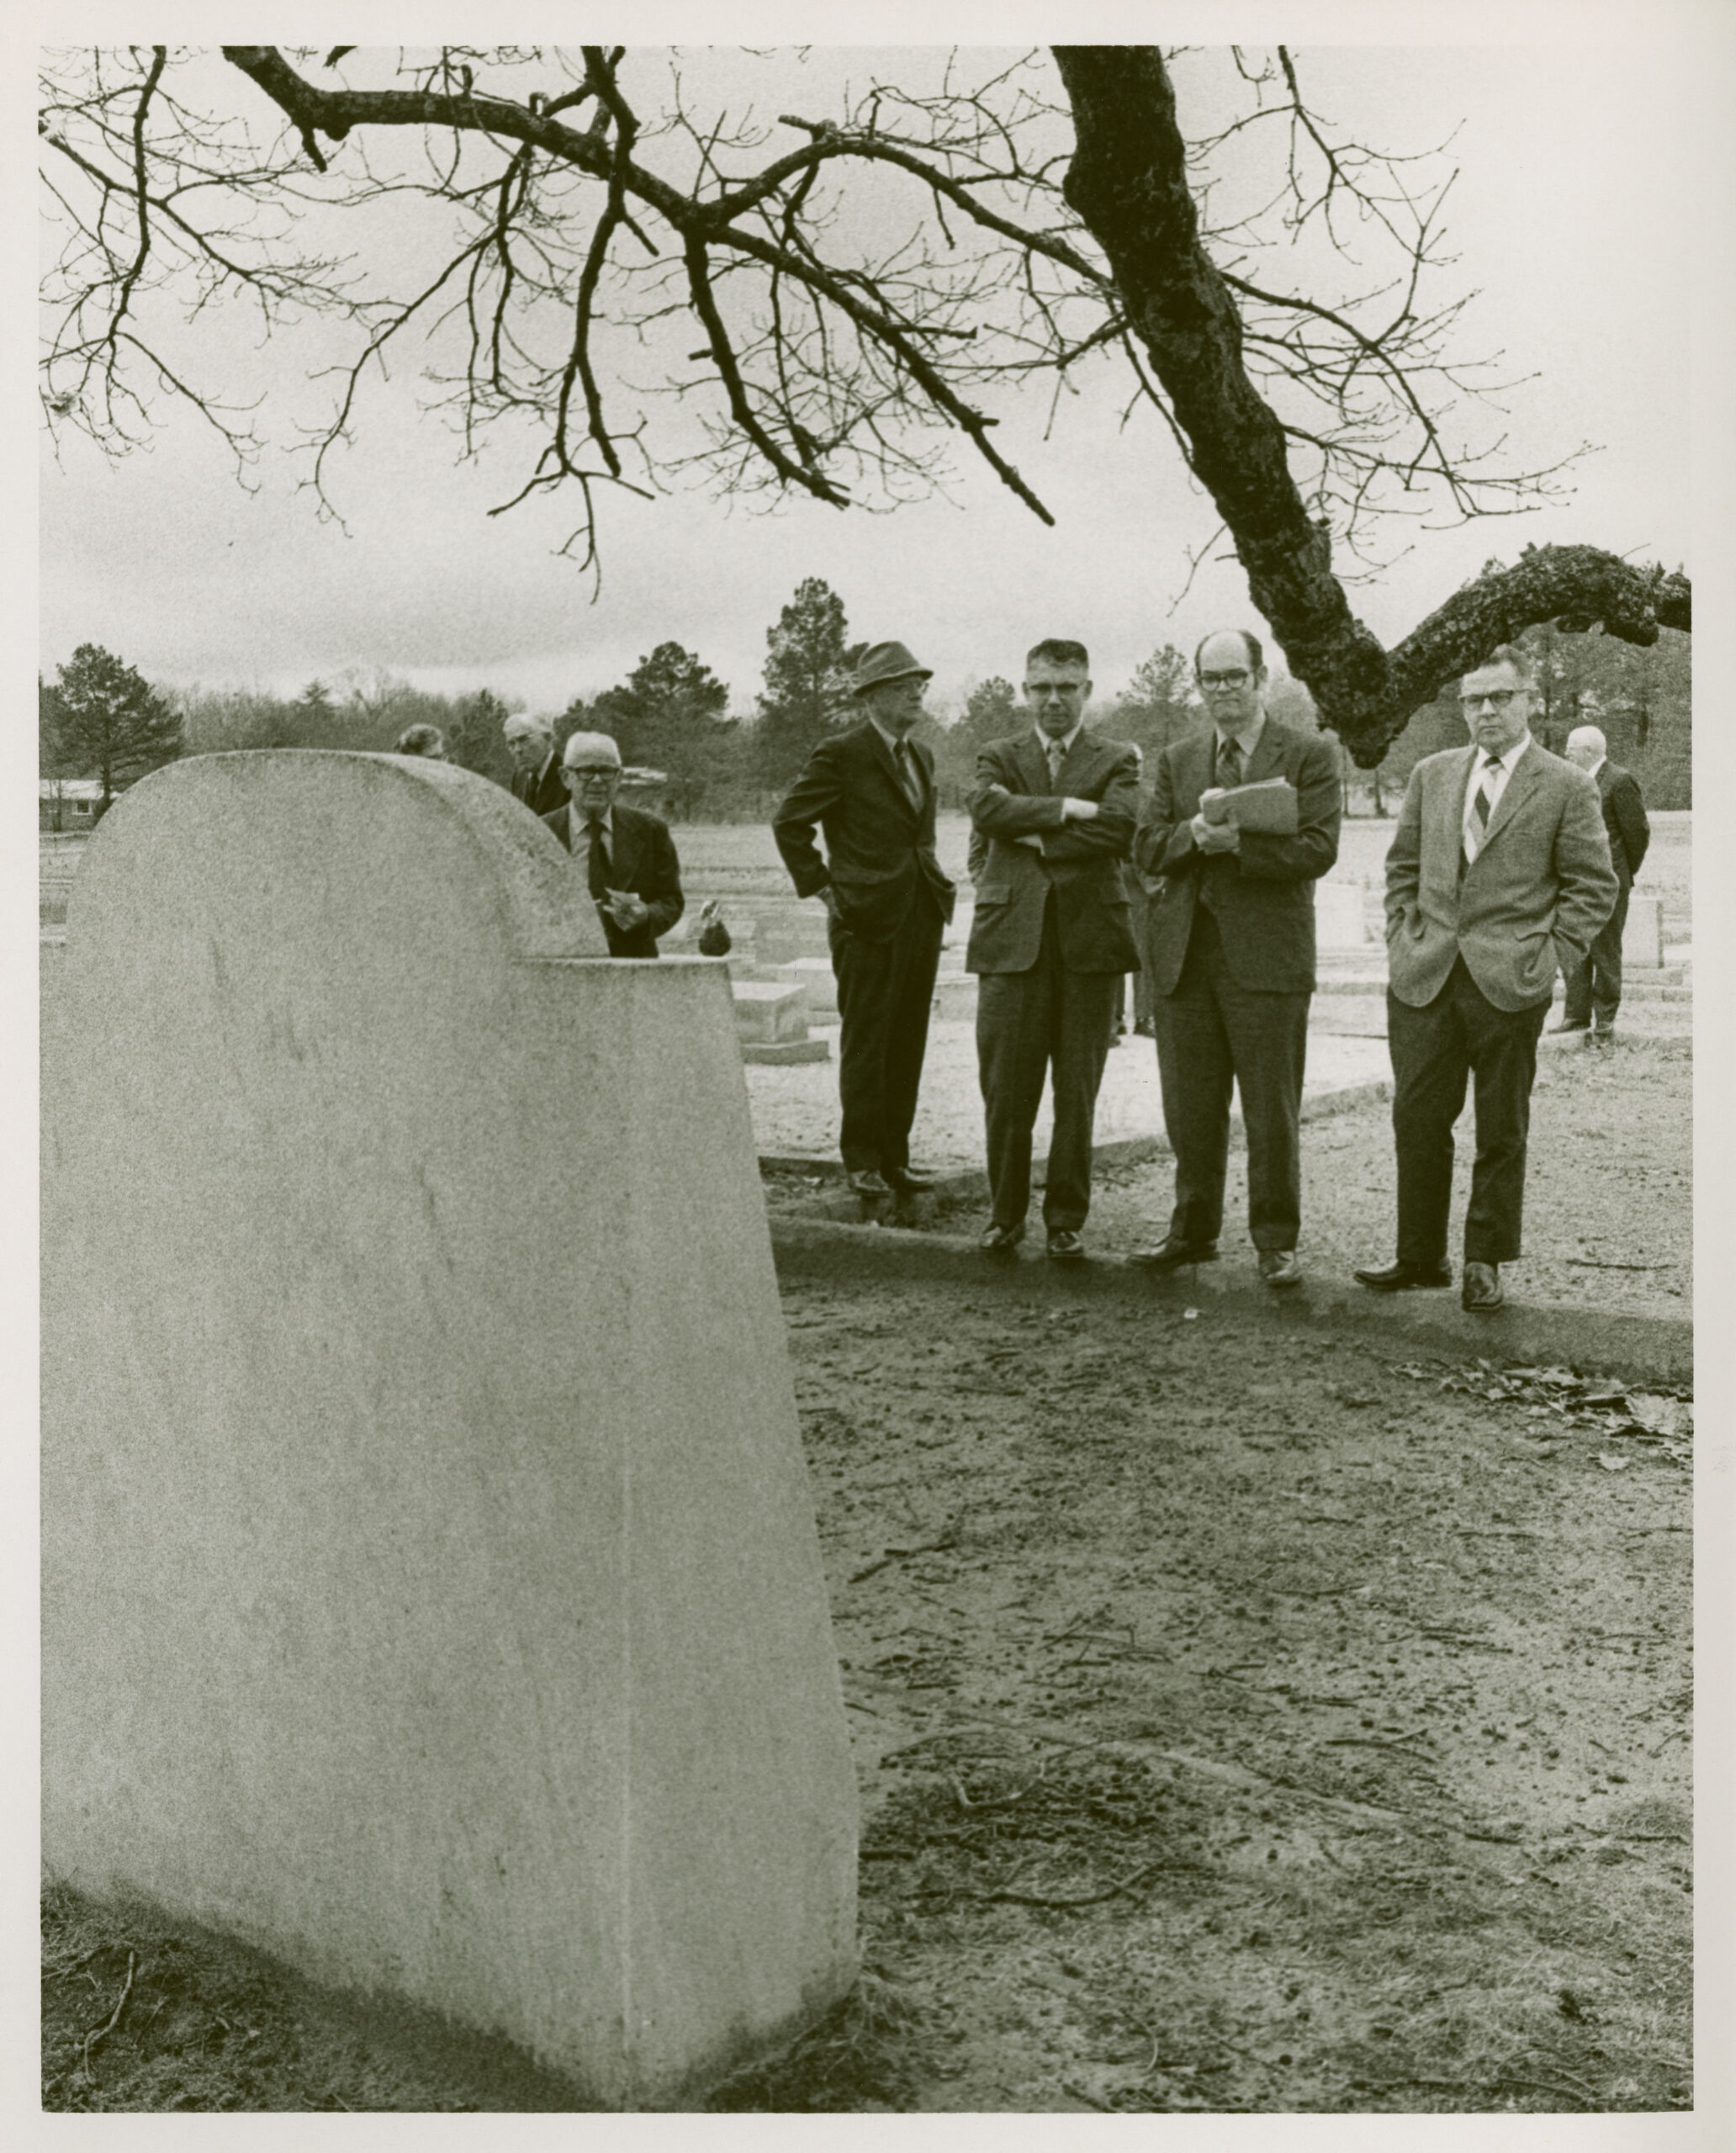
left=830, top=891, right=944, bottom=1176
left=975, top=901, right=1120, bottom=1233
left=1387, top=956, right=1549, bottom=1267
left=1561, top=881, right=1630, bottom=1029
left=1152, top=906, right=1310, bottom=1251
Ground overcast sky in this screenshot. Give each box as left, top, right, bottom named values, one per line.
left=36, top=32, right=1698, bottom=718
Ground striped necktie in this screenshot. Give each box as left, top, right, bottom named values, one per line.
left=1217, top=735, right=1242, bottom=789
left=1473, top=755, right=1496, bottom=829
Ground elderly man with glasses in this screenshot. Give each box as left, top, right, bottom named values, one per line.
left=542, top=732, right=685, bottom=959
left=1130, top=628, right=1342, bottom=1288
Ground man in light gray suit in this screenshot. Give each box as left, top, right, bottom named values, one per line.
left=1356, top=643, right=1617, bottom=1312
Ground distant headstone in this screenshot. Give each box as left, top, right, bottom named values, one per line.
left=1622, top=891, right=1665, bottom=970
left=1315, top=881, right=1370, bottom=950
left=42, top=752, right=857, bottom=2106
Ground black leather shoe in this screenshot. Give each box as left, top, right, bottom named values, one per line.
left=1130, top=1234, right=1219, bottom=1271
left=1258, top=1249, right=1303, bottom=1288
left=884, top=1165, right=938, bottom=1192
left=1353, top=1258, right=1453, bottom=1293
left=979, top=1221, right=1025, bottom=1257
left=1550, top=1018, right=1590, bottom=1035
left=1461, top=1260, right=1505, bottom=1312
left=1591, top=1028, right=1616, bottom=1049
left=847, top=1169, right=892, bottom=1198
left=1046, top=1229, right=1086, bottom=1262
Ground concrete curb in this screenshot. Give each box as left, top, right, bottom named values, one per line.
left=768, top=1218, right=1691, bottom=1388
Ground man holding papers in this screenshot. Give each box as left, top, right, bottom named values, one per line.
left=1131, top=629, right=1342, bottom=1287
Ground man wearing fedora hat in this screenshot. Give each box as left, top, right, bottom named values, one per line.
left=774, top=641, right=956, bottom=1198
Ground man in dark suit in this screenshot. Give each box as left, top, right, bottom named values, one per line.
left=504, top=713, right=569, bottom=818
left=967, top=638, right=1141, bottom=1261
left=773, top=642, right=956, bottom=1199
left=542, top=732, right=685, bottom=958
left=1356, top=646, right=1617, bottom=1311
left=1131, top=628, right=1342, bottom=1288
left=1556, top=724, right=1650, bottom=1045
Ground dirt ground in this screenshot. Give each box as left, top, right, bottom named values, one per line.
left=41, top=965, right=1691, bottom=2116
left=710, top=1278, right=1690, bottom=2114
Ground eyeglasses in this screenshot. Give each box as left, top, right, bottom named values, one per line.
left=565, top=765, right=619, bottom=779
left=1199, top=670, right=1252, bottom=691
left=1026, top=681, right=1085, bottom=697
left=1461, top=690, right=1525, bottom=711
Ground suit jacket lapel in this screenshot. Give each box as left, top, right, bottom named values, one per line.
left=1241, top=721, right=1284, bottom=787
left=863, top=721, right=919, bottom=822
left=1017, top=732, right=1055, bottom=796
left=1479, top=743, right=1542, bottom=851
left=1055, top=729, right=1098, bottom=792
left=1442, top=747, right=1477, bottom=860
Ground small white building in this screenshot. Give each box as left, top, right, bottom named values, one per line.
left=40, top=779, right=107, bottom=832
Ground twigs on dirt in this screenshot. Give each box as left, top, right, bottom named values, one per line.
left=850, top=1531, right=958, bottom=1583
left=971, top=1859, right=1194, bottom=1909
left=1359, top=2066, right=1601, bottom=2108
left=80, top=1951, right=135, bottom=2077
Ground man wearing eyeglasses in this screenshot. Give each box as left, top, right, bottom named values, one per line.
left=966, top=639, right=1141, bottom=1262
left=1131, top=629, right=1342, bottom=1288
left=1356, top=644, right=1616, bottom=1312
left=542, top=731, right=685, bottom=958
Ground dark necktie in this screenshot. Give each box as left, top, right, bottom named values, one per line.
left=1217, top=735, right=1242, bottom=789
left=894, top=738, right=922, bottom=812
left=1473, top=756, right=1496, bottom=831
left=585, top=815, right=610, bottom=900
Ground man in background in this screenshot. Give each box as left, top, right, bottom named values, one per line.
left=543, top=732, right=685, bottom=959
left=966, top=638, right=1140, bottom=1262
left=1556, top=723, right=1650, bottom=1045
left=504, top=713, right=569, bottom=818
left=773, top=642, right=955, bottom=1201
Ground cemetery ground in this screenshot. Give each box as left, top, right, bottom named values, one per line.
left=43, top=1043, right=1691, bottom=2114
left=41, top=818, right=1691, bottom=2114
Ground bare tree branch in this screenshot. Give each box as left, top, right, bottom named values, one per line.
left=37, top=42, right=1686, bottom=715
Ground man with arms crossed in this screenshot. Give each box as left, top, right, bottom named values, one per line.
left=1132, top=629, right=1342, bottom=1288
left=968, top=639, right=1141, bottom=1262
left=773, top=643, right=955, bottom=1200
left=1555, top=723, right=1650, bottom=1045
left=1356, top=645, right=1617, bottom=1312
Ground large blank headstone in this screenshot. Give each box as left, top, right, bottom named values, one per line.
left=42, top=752, right=858, bottom=2107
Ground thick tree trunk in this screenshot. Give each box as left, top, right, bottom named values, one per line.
left=1053, top=47, right=1689, bottom=764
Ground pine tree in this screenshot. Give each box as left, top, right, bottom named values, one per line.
left=959, top=677, right=1021, bottom=748
left=446, top=688, right=513, bottom=778
left=1113, top=644, right=1199, bottom=764
left=591, top=643, right=732, bottom=817
left=755, top=578, right=853, bottom=790
left=46, top=643, right=185, bottom=807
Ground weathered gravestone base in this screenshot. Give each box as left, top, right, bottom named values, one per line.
left=42, top=752, right=858, bottom=2107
